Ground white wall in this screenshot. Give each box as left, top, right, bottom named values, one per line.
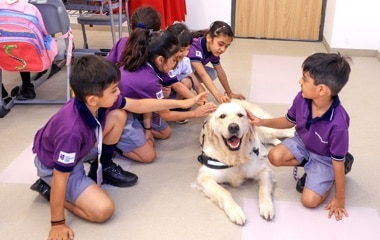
left=185, top=0, right=380, bottom=52
left=323, top=0, right=380, bottom=50
left=184, top=0, right=231, bottom=30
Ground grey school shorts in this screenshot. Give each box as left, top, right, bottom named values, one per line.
left=34, top=147, right=97, bottom=203
left=194, top=65, right=217, bottom=81
left=281, top=134, right=335, bottom=196
left=117, top=113, right=169, bottom=153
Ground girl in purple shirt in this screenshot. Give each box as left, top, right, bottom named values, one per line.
left=188, top=21, right=245, bottom=103
left=116, top=28, right=216, bottom=163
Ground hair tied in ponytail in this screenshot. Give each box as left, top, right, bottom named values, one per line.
left=137, top=23, right=146, bottom=29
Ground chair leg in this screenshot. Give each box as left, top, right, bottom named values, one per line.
left=80, top=24, right=89, bottom=49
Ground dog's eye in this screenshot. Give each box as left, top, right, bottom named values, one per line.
left=219, top=114, right=226, bottom=119
left=238, top=113, right=244, bottom=118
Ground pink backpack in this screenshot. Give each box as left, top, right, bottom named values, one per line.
left=0, top=0, right=58, bottom=72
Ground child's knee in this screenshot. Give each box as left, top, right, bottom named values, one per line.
left=93, top=200, right=115, bottom=223
left=108, top=109, right=127, bottom=125
left=267, top=149, right=282, bottom=166
left=301, top=193, right=323, bottom=208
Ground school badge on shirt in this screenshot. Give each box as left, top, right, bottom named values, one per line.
left=156, top=90, right=164, bottom=99
left=195, top=50, right=203, bottom=58
left=168, top=70, right=177, bottom=78
left=58, top=151, right=76, bottom=164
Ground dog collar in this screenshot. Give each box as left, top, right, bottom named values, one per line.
left=197, top=154, right=232, bottom=169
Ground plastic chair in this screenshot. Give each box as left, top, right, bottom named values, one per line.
left=65, top=0, right=130, bottom=49
left=0, top=0, right=73, bottom=118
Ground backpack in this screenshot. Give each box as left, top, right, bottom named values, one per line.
left=0, top=0, right=58, bottom=72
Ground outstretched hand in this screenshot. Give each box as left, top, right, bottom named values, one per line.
left=325, top=197, right=349, bottom=221
left=48, top=224, right=74, bottom=240
left=189, top=92, right=209, bottom=107
left=227, top=92, right=246, bottom=100
left=193, top=102, right=217, bottom=117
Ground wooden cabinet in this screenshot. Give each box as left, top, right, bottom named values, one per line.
left=233, top=0, right=325, bottom=41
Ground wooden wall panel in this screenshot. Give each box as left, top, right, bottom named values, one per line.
left=234, top=0, right=324, bottom=41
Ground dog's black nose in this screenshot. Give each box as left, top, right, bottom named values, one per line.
left=228, top=123, right=240, bottom=134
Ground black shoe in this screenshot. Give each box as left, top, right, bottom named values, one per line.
left=88, top=161, right=138, bottom=187
left=18, top=86, right=36, bottom=100
left=30, top=178, right=50, bottom=201
left=296, top=173, right=307, bottom=193
left=345, top=152, right=354, bottom=174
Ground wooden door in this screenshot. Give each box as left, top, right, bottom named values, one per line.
left=234, top=0, right=324, bottom=41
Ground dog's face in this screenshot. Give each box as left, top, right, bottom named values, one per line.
left=202, top=102, right=256, bottom=164
left=210, top=102, right=251, bottom=151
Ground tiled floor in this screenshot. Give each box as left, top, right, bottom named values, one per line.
left=0, top=26, right=379, bottom=240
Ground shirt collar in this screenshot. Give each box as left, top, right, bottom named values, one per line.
left=305, top=95, right=340, bottom=129
left=74, top=98, right=107, bottom=129
left=200, top=37, right=212, bottom=59
left=147, top=63, right=164, bottom=82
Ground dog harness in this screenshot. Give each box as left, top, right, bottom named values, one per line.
left=197, top=148, right=260, bottom=170
left=198, top=120, right=260, bottom=169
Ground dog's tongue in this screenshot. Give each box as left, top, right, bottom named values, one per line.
left=228, top=136, right=240, bottom=148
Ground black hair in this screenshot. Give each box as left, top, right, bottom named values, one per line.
left=191, top=20, right=234, bottom=39
left=302, top=52, right=352, bottom=96
left=118, top=29, right=179, bottom=72
left=166, top=22, right=193, bottom=47
left=131, top=6, right=161, bottom=31
left=70, top=55, right=120, bottom=101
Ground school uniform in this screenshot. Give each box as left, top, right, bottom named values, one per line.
left=107, top=36, right=129, bottom=64
left=117, top=63, right=169, bottom=153
left=281, top=91, right=350, bottom=196
left=187, top=37, right=219, bottom=80
left=33, top=96, right=126, bottom=202
left=168, top=57, right=197, bottom=99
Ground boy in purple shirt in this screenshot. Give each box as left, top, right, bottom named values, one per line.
left=248, top=52, right=354, bottom=221
left=30, top=55, right=209, bottom=240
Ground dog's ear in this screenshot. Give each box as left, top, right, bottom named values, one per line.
left=247, top=125, right=256, bottom=144
left=203, top=114, right=217, bottom=144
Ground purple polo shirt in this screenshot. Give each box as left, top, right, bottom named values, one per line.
left=286, top=91, right=350, bottom=160
left=32, top=96, right=126, bottom=172
left=107, top=36, right=129, bottom=64
left=188, top=37, right=220, bottom=66
left=119, top=63, right=164, bottom=99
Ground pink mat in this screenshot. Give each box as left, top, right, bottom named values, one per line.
left=250, top=55, right=304, bottom=104
left=243, top=198, right=380, bottom=240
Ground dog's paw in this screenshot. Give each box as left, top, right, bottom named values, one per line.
left=259, top=201, right=275, bottom=220
left=225, top=204, right=246, bottom=225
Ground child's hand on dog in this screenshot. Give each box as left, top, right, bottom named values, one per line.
left=246, top=108, right=263, bottom=126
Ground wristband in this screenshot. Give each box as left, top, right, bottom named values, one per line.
left=51, top=219, right=65, bottom=226
left=143, top=126, right=152, bottom=130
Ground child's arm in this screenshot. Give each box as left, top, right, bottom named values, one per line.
left=142, top=112, right=155, bottom=145
left=158, top=102, right=217, bottom=121
left=325, top=160, right=349, bottom=221
left=123, top=92, right=209, bottom=113
left=189, top=72, right=206, bottom=94
left=247, top=110, right=295, bottom=129
left=170, top=82, right=197, bottom=99
left=192, top=61, right=227, bottom=103
left=48, top=169, right=74, bottom=240
left=214, top=64, right=245, bottom=101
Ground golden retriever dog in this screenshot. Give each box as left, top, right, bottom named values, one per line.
left=192, top=99, right=294, bottom=225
